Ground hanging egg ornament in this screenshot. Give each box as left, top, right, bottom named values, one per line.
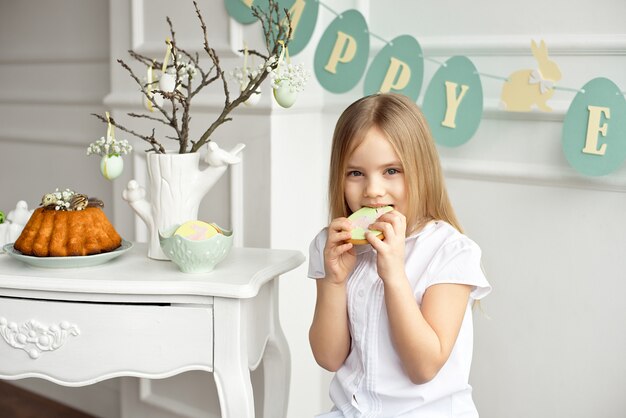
left=100, top=154, right=124, bottom=180
left=273, top=83, right=298, bottom=108
left=147, top=90, right=164, bottom=109
left=243, top=82, right=262, bottom=106
left=143, top=64, right=163, bottom=111
left=159, top=72, right=176, bottom=93
left=158, top=38, right=176, bottom=93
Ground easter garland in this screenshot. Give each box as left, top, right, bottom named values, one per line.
left=225, top=0, right=626, bottom=177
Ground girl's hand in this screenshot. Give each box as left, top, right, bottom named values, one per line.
left=366, top=210, right=407, bottom=283
left=323, top=217, right=356, bottom=285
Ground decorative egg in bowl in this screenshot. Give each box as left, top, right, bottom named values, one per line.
left=159, top=220, right=233, bottom=273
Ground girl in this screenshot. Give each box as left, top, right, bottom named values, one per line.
left=308, top=93, right=491, bottom=417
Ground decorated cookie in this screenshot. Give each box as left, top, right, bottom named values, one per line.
left=347, top=206, right=394, bottom=245
left=174, top=220, right=219, bottom=241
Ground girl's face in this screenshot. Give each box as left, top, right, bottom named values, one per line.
left=344, top=126, right=408, bottom=216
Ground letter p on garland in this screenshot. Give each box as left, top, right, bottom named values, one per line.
left=324, top=31, right=357, bottom=74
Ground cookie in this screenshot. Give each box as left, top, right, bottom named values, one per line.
left=347, top=206, right=393, bottom=245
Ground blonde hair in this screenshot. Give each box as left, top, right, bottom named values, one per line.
left=328, top=93, right=463, bottom=234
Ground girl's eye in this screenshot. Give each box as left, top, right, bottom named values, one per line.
left=347, top=170, right=362, bottom=177
left=385, top=168, right=401, bottom=175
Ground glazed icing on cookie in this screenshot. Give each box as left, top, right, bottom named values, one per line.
left=347, top=206, right=393, bottom=244
left=175, top=221, right=219, bottom=241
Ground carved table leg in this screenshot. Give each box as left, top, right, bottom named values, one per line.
left=213, top=298, right=255, bottom=418
left=263, top=280, right=291, bottom=418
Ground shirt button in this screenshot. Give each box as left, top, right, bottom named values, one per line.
left=358, top=289, right=365, bottom=297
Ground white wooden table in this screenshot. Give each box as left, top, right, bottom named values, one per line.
left=0, top=243, right=304, bottom=417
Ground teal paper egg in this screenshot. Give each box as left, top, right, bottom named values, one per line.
left=363, top=35, right=423, bottom=101
left=224, top=0, right=294, bottom=24
left=314, top=10, right=369, bottom=94
left=562, top=77, right=626, bottom=176
left=282, top=0, right=318, bottom=56
left=422, top=56, right=483, bottom=147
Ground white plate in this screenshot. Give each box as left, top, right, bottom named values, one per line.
left=2, top=240, right=133, bottom=269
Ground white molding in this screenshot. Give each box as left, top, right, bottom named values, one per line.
left=481, top=98, right=570, bottom=121
left=0, top=57, right=107, bottom=65
left=377, top=34, right=626, bottom=56
left=442, top=157, right=626, bottom=193
left=103, top=91, right=324, bottom=114
left=131, top=0, right=145, bottom=51
left=0, top=133, right=93, bottom=148
left=130, top=0, right=241, bottom=57
left=139, top=379, right=207, bottom=418
left=0, top=366, right=212, bottom=388
left=0, top=96, right=103, bottom=107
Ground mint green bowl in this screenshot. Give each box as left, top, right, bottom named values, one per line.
left=159, top=224, right=233, bottom=273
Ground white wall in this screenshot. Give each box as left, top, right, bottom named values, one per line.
left=366, top=1, right=626, bottom=417
left=0, top=1, right=121, bottom=417
left=1, top=1, right=625, bottom=418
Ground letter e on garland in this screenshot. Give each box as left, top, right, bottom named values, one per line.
left=315, top=10, right=370, bottom=93
left=422, top=56, right=483, bottom=147
left=562, top=77, right=626, bottom=176
left=582, top=106, right=610, bottom=156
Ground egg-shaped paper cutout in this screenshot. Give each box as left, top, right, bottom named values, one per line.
left=363, top=35, right=424, bottom=101
left=224, top=0, right=295, bottom=25
left=562, top=77, right=626, bottom=176
left=314, top=9, right=370, bottom=94
left=422, top=56, right=484, bottom=147
left=281, top=0, right=318, bottom=56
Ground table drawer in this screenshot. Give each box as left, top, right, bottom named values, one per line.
left=0, top=296, right=213, bottom=385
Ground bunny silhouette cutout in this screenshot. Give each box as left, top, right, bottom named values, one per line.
left=501, top=40, right=562, bottom=112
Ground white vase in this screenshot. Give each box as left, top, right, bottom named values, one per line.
left=123, top=147, right=243, bottom=260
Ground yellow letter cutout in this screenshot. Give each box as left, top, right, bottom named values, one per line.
left=281, top=0, right=306, bottom=39
left=582, top=105, right=610, bottom=156
left=441, top=81, right=470, bottom=129
left=379, top=57, right=411, bottom=94
left=241, top=0, right=254, bottom=7
left=324, top=31, right=357, bottom=74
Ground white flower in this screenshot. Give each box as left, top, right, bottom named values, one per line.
left=87, top=136, right=132, bottom=157
left=172, top=54, right=197, bottom=81
left=270, top=60, right=310, bottom=93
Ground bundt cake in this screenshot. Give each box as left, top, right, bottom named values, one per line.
left=13, top=189, right=121, bottom=257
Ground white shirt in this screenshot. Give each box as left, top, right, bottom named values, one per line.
left=308, top=221, right=491, bottom=418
